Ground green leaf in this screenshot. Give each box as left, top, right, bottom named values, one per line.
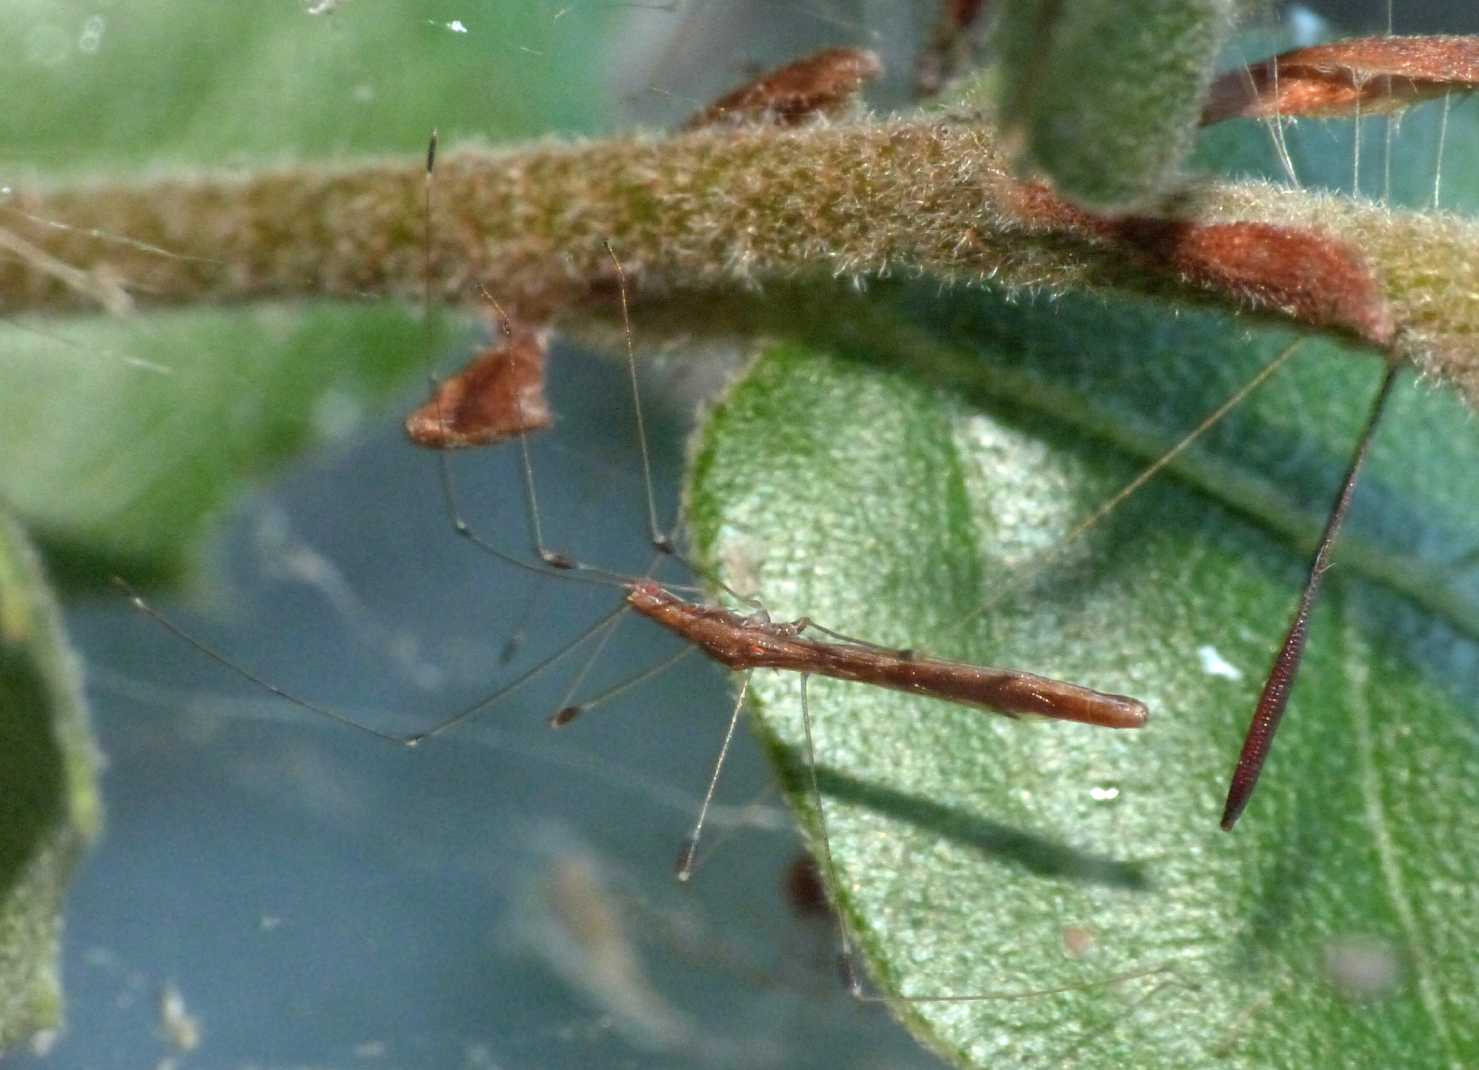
left=0, top=510, right=101, bottom=1049
left=0, top=1, right=620, bottom=591
left=996, top=0, right=1235, bottom=210
left=0, top=4, right=618, bottom=175
left=685, top=289, right=1479, bottom=1068
left=1, top=304, right=458, bottom=590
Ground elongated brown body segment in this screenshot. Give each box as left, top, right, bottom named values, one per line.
left=626, top=581, right=1147, bottom=730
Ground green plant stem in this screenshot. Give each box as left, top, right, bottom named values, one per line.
left=3, top=118, right=1476, bottom=403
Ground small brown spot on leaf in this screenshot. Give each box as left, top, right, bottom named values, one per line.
left=1203, top=35, right=1479, bottom=125
left=1061, top=925, right=1097, bottom=958
left=404, top=328, right=552, bottom=449
left=682, top=47, right=882, bottom=132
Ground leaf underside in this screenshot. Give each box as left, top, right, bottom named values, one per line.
left=0, top=512, right=101, bottom=1048
left=685, top=35, right=1479, bottom=1069
left=685, top=287, right=1479, bottom=1068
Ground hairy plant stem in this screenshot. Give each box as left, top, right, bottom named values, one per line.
left=3, top=118, right=1477, bottom=404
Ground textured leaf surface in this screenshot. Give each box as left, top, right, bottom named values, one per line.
left=685, top=290, right=1479, bottom=1068
left=0, top=511, right=101, bottom=1049
left=997, top=0, right=1234, bottom=209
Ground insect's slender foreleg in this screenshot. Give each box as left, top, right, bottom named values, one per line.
left=676, top=670, right=753, bottom=882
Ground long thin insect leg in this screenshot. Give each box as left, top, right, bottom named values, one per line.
left=414, top=135, right=674, bottom=591
left=437, top=239, right=679, bottom=580
left=422, top=128, right=437, bottom=327
left=546, top=552, right=692, bottom=728
left=1433, top=90, right=1452, bottom=210
left=675, top=671, right=751, bottom=883
left=953, top=338, right=1304, bottom=633
left=795, top=672, right=865, bottom=996
left=604, top=240, right=673, bottom=556
left=117, top=579, right=631, bottom=747
left=434, top=424, right=691, bottom=589
left=792, top=618, right=908, bottom=654
left=419, top=140, right=567, bottom=581
left=506, top=378, right=657, bottom=577
left=1220, top=362, right=1401, bottom=830
left=550, top=646, right=698, bottom=727
left=597, top=241, right=758, bottom=610
left=407, top=600, right=633, bottom=745
left=429, top=394, right=675, bottom=589
left=517, top=430, right=575, bottom=568
left=418, top=128, right=502, bottom=577
left=116, top=578, right=410, bottom=746
left=419, top=128, right=502, bottom=568
left=477, top=240, right=754, bottom=613
left=544, top=599, right=634, bottom=725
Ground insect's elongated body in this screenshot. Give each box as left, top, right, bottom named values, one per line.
left=625, top=581, right=1147, bottom=730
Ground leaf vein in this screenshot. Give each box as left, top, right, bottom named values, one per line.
left=1345, top=601, right=1457, bottom=1065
